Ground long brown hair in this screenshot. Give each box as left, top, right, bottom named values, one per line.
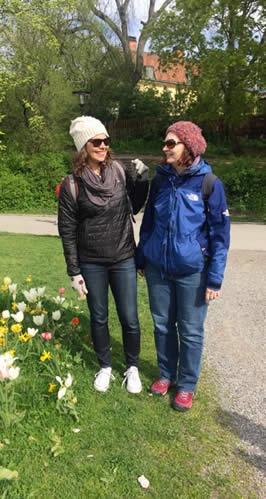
left=161, top=145, right=194, bottom=170
left=72, top=146, right=113, bottom=177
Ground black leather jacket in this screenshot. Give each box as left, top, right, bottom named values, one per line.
left=58, top=164, right=149, bottom=276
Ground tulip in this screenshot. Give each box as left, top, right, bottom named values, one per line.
left=52, top=310, right=61, bottom=321
left=2, top=310, right=10, bottom=320
left=59, top=288, right=65, bottom=294
left=8, top=284, right=17, bottom=294
left=8, top=366, right=20, bottom=380
left=27, top=328, right=38, bottom=337
left=33, top=314, right=45, bottom=326
left=3, top=277, right=12, bottom=286
left=11, top=311, right=24, bottom=323
left=41, top=332, right=52, bottom=341
left=16, top=302, right=27, bottom=312
left=65, top=373, right=72, bottom=388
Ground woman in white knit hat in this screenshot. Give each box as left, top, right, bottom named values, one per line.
left=58, top=116, right=149, bottom=393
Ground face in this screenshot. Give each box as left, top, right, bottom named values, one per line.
left=85, top=133, right=110, bottom=164
left=163, top=132, right=185, bottom=167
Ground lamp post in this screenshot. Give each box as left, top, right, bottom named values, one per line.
left=72, top=90, right=91, bottom=114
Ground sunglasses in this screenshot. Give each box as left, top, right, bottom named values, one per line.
left=88, top=137, right=111, bottom=147
left=163, top=139, right=183, bottom=149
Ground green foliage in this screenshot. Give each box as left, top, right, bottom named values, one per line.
left=149, top=0, right=266, bottom=149
left=0, top=151, right=71, bottom=213
left=213, top=158, right=266, bottom=217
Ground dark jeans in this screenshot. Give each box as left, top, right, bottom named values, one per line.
left=80, top=257, right=140, bottom=368
left=145, top=262, right=208, bottom=392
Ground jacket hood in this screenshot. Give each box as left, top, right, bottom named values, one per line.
left=156, top=158, right=212, bottom=178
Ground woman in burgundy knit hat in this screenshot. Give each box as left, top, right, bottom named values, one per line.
left=136, top=121, right=230, bottom=411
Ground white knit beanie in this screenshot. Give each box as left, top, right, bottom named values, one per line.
left=69, top=116, right=109, bottom=152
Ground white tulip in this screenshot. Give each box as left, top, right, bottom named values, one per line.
left=56, top=375, right=63, bottom=386
left=1, top=352, right=18, bottom=368
left=37, top=287, right=46, bottom=297
left=27, top=327, right=38, bottom=337
left=16, top=302, right=27, bottom=312
left=8, top=283, right=17, bottom=294
left=32, top=314, right=44, bottom=326
left=8, top=366, right=20, bottom=380
left=2, top=310, right=10, bottom=319
left=23, top=288, right=38, bottom=303
left=11, top=311, right=24, bottom=323
left=52, top=310, right=61, bottom=321
left=53, top=296, right=65, bottom=305
left=65, top=373, right=72, bottom=388
left=58, top=386, right=67, bottom=400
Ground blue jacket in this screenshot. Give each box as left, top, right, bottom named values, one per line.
left=136, top=159, right=230, bottom=289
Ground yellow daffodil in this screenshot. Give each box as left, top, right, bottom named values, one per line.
left=48, top=383, right=56, bottom=393
left=72, top=397, right=78, bottom=404
left=25, top=276, right=32, bottom=283
left=25, top=305, right=31, bottom=312
left=11, top=302, right=17, bottom=311
left=0, top=338, right=6, bottom=346
left=0, top=326, right=8, bottom=336
left=19, top=332, right=31, bottom=342
left=1, top=285, right=8, bottom=292
left=42, top=309, right=48, bottom=315
left=3, top=277, right=12, bottom=286
left=11, top=324, right=23, bottom=334
left=40, top=351, right=51, bottom=362
left=8, top=350, right=15, bottom=357
left=0, top=319, right=6, bottom=325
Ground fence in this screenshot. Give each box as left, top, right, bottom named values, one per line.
left=107, top=115, right=266, bottom=139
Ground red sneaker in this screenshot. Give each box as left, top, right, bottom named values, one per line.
left=150, top=379, right=172, bottom=396
left=172, top=391, right=194, bottom=411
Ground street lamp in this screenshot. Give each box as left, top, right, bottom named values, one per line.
left=72, top=90, right=91, bottom=114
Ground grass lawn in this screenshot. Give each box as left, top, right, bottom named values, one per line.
left=0, top=233, right=258, bottom=498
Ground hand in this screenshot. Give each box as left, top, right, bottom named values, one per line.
left=137, top=269, right=145, bottom=277
left=132, top=158, right=149, bottom=176
left=70, top=274, right=88, bottom=298
left=205, top=288, right=220, bottom=303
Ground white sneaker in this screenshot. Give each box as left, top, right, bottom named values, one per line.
left=122, top=366, right=142, bottom=394
left=94, top=367, right=114, bottom=392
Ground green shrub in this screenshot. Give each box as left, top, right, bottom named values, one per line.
left=0, top=150, right=71, bottom=213
left=213, top=158, right=266, bottom=216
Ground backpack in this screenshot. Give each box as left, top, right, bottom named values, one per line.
left=66, top=160, right=126, bottom=204
left=153, top=172, right=217, bottom=204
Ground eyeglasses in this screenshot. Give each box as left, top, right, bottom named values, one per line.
left=88, top=137, right=111, bottom=147
left=163, top=139, right=183, bottom=149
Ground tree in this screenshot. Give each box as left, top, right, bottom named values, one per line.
left=150, top=0, right=266, bottom=151
left=78, top=0, right=175, bottom=85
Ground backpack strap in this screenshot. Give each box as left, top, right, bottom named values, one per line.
left=153, top=173, right=165, bottom=196
left=66, top=163, right=127, bottom=205
left=66, top=174, right=79, bottom=204
left=112, top=160, right=126, bottom=185
left=201, top=173, right=217, bottom=201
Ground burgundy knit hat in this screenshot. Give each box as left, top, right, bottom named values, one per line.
left=166, top=121, right=207, bottom=158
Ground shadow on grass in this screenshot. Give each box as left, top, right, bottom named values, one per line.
left=216, top=409, right=266, bottom=474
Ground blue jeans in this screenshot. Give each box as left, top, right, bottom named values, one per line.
left=80, top=257, right=140, bottom=369
left=145, top=263, right=208, bottom=392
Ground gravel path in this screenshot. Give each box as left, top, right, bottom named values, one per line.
left=205, top=249, right=266, bottom=496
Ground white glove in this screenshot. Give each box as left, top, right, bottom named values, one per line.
left=70, top=274, right=88, bottom=298
left=131, top=158, right=149, bottom=176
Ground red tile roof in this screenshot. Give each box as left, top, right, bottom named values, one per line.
left=143, top=52, right=187, bottom=84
